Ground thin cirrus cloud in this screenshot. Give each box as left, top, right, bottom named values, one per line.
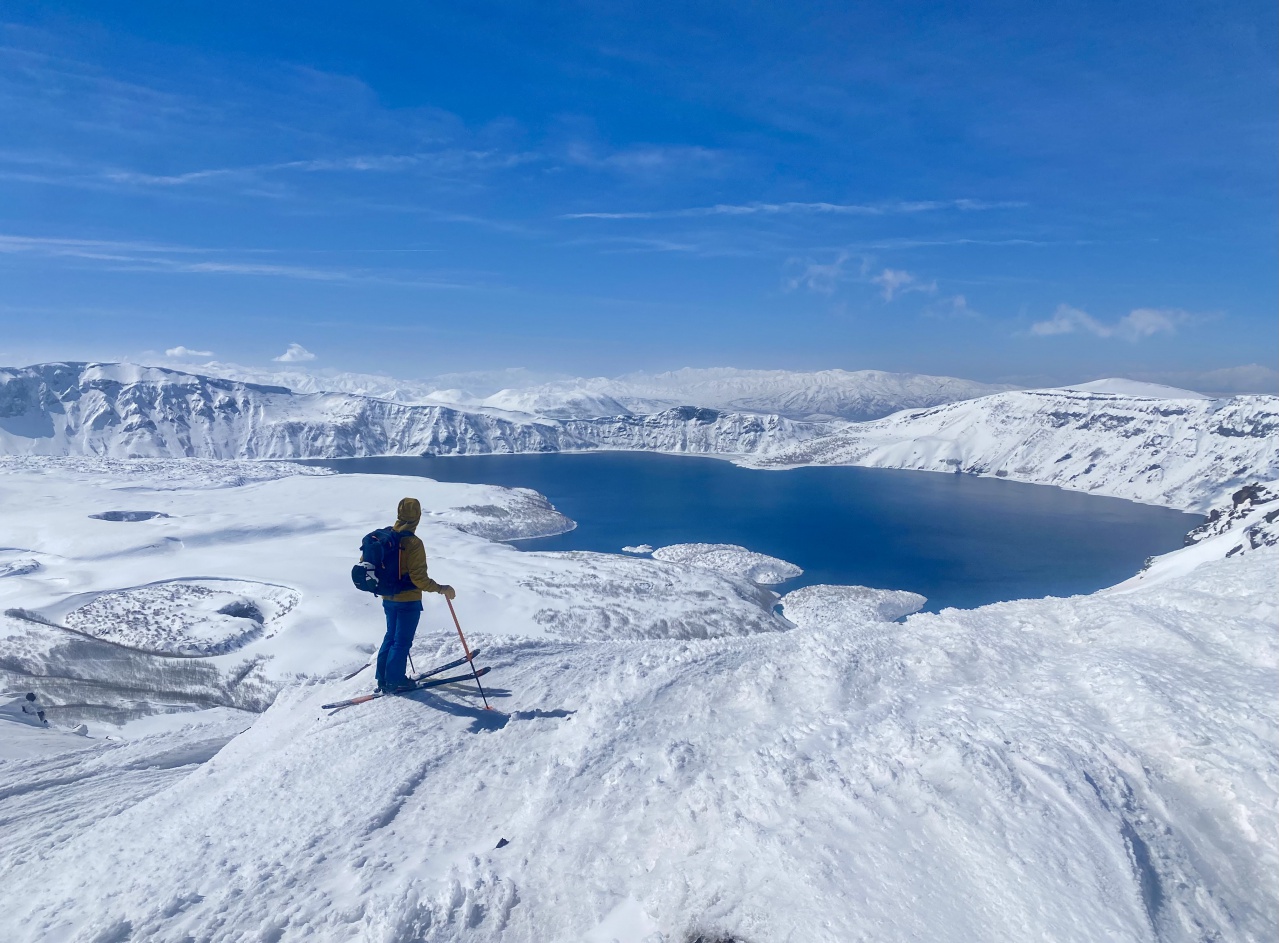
left=1031, top=304, right=1190, bottom=341
left=0, top=233, right=475, bottom=288
left=562, top=199, right=1023, bottom=220
left=97, top=151, right=522, bottom=189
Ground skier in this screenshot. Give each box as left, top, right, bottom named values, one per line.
left=21, top=691, right=47, bottom=726
left=375, top=497, right=456, bottom=694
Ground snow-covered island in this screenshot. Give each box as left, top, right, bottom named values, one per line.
left=0, top=363, right=1276, bottom=942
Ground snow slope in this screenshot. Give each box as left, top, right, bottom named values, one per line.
left=0, top=363, right=825, bottom=460
left=0, top=449, right=1275, bottom=941
left=1, top=539, right=1273, bottom=941
left=1063, top=378, right=1211, bottom=399
left=755, top=386, right=1279, bottom=512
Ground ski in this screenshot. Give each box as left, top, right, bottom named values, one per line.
left=321, top=666, right=491, bottom=712
left=414, top=648, right=481, bottom=682
left=341, top=647, right=480, bottom=683
left=415, top=665, right=490, bottom=691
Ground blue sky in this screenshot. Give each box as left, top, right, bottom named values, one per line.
left=0, top=1, right=1275, bottom=388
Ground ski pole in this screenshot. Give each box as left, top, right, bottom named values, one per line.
left=408, top=653, right=416, bottom=677
left=446, top=597, right=493, bottom=710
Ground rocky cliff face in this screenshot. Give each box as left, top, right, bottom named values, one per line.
left=0, top=363, right=826, bottom=460
left=752, top=387, right=1279, bottom=511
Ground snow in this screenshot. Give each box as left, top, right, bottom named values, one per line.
left=1, top=524, right=1273, bottom=940
left=63, top=579, right=301, bottom=656
left=0, top=362, right=827, bottom=459
left=780, top=583, right=927, bottom=625
left=6, top=364, right=1275, bottom=517
left=1060, top=378, right=1211, bottom=399
left=757, top=387, right=1279, bottom=512
left=0, top=373, right=1276, bottom=941
left=158, top=361, right=1012, bottom=420
left=621, top=544, right=654, bottom=554
left=651, top=542, right=803, bottom=584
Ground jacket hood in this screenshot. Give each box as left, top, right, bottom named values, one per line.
left=395, top=497, right=422, bottom=530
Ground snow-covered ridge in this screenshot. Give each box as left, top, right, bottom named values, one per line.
left=5, top=362, right=1278, bottom=514
left=0, top=362, right=825, bottom=460
left=753, top=386, right=1279, bottom=512
left=169, top=362, right=1014, bottom=420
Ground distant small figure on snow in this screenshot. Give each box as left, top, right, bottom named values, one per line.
left=22, top=691, right=48, bottom=726
left=353, top=497, right=456, bottom=695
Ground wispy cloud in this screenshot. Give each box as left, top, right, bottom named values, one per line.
left=1030, top=304, right=1189, bottom=340
left=0, top=232, right=477, bottom=288
left=562, top=198, right=1022, bottom=220
left=97, top=150, right=528, bottom=189
left=273, top=343, right=316, bottom=362
left=924, top=294, right=982, bottom=319
left=783, top=253, right=943, bottom=302
left=558, top=141, right=724, bottom=177
left=783, top=251, right=864, bottom=294
left=870, top=267, right=937, bottom=301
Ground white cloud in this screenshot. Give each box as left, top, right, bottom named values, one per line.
left=1118, top=307, right=1183, bottom=340
left=783, top=251, right=860, bottom=294
left=870, top=268, right=936, bottom=302
left=273, top=343, right=316, bottom=363
left=1031, top=304, right=1188, bottom=341
left=164, top=345, right=213, bottom=359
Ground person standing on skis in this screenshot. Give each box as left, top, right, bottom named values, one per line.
left=376, top=497, right=456, bottom=694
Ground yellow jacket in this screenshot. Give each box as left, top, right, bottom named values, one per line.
left=388, top=498, right=445, bottom=603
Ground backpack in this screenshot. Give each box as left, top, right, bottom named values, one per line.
left=351, top=527, right=414, bottom=597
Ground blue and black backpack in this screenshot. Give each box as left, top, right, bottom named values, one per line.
left=351, top=527, right=414, bottom=597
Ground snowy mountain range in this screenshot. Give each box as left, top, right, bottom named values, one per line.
left=0, top=362, right=827, bottom=460
left=164, top=361, right=1014, bottom=420
left=2, top=362, right=1276, bottom=513
left=753, top=382, right=1279, bottom=512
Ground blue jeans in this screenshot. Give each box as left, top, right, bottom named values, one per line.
left=377, top=600, right=423, bottom=688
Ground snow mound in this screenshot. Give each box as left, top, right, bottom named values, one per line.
left=63, top=579, right=300, bottom=656
left=438, top=491, right=575, bottom=541
left=520, top=550, right=787, bottom=640
left=480, top=387, right=632, bottom=419
left=621, top=544, right=654, bottom=554
left=651, top=542, right=803, bottom=584
left=0, top=557, right=40, bottom=578
left=780, top=583, right=927, bottom=627
left=1060, top=378, right=1210, bottom=399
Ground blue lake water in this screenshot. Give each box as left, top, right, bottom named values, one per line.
left=311, top=452, right=1201, bottom=611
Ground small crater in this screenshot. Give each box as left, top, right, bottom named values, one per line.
left=89, top=511, right=170, bottom=522
left=217, top=600, right=264, bottom=623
